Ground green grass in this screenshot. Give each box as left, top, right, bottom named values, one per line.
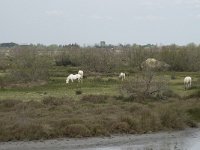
left=168, top=74, right=200, bottom=97
left=0, top=76, right=120, bottom=101
left=0, top=70, right=200, bottom=101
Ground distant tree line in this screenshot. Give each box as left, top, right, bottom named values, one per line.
left=0, top=42, right=18, bottom=48
left=53, top=43, right=200, bottom=72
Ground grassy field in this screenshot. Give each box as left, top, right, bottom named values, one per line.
left=0, top=67, right=200, bottom=141
left=0, top=68, right=199, bottom=101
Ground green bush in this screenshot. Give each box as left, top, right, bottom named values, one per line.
left=75, top=90, right=82, bottom=95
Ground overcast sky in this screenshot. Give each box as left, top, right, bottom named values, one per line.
left=1, top=0, right=200, bottom=45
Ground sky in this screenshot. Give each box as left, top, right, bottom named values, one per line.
left=0, top=0, right=200, bottom=46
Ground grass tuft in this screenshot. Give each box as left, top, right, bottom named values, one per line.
left=81, top=95, right=108, bottom=104
left=42, top=96, right=72, bottom=106
left=62, top=124, right=91, bottom=138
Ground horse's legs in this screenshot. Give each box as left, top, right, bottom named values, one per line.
left=187, top=83, right=189, bottom=90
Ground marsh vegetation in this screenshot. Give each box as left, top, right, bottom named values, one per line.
left=0, top=43, right=200, bottom=141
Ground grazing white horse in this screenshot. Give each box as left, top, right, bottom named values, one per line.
left=184, top=76, right=192, bottom=90
left=119, top=72, right=125, bottom=81
left=78, top=70, right=83, bottom=78
left=66, top=74, right=82, bottom=84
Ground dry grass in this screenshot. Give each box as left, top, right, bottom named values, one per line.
left=0, top=96, right=199, bottom=141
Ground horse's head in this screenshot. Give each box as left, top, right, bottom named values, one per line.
left=76, top=74, right=81, bottom=79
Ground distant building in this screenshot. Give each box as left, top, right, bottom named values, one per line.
left=100, top=41, right=106, bottom=47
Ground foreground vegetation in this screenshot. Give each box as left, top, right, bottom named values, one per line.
left=0, top=96, right=199, bottom=141
left=0, top=43, right=200, bottom=141
left=0, top=70, right=200, bottom=141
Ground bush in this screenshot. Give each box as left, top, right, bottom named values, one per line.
left=90, top=124, right=108, bottom=136
left=62, top=124, right=91, bottom=137
left=75, top=90, right=82, bottom=95
left=120, top=116, right=139, bottom=133
left=55, top=53, right=76, bottom=66
left=160, top=108, right=186, bottom=129
left=0, top=99, right=21, bottom=109
left=120, top=71, right=169, bottom=100
left=188, top=107, right=200, bottom=121
left=111, top=122, right=130, bottom=133
left=0, top=122, right=50, bottom=141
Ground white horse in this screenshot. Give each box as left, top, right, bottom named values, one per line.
left=119, top=72, right=125, bottom=81
left=78, top=70, right=83, bottom=79
left=184, top=76, right=192, bottom=90
left=66, top=74, right=82, bottom=84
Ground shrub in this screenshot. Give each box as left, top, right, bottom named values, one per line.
left=120, top=116, right=139, bottom=132
left=111, top=122, right=130, bottom=133
left=62, top=124, right=91, bottom=137
left=160, top=108, right=186, bottom=129
left=0, top=99, right=21, bottom=109
left=188, top=107, right=200, bottom=121
left=120, top=71, right=169, bottom=100
left=75, top=90, right=82, bottom=95
left=90, top=124, right=108, bottom=136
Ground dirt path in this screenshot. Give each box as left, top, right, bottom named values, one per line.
left=0, top=128, right=200, bottom=150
